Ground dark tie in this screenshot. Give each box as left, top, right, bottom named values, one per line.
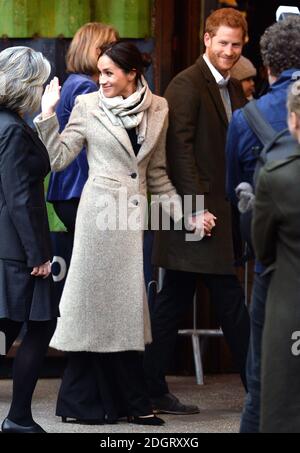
left=218, top=80, right=232, bottom=121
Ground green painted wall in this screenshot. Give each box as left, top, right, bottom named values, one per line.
left=0, top=0, right=152, bottom=38
left=0, top=0, right=90, bottom=37
left=44, top=174, right=66, bottom=232
left=94, top=0, right=151, bottom=38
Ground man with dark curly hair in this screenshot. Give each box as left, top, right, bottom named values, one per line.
left=226, top=16, right=300, bottom=433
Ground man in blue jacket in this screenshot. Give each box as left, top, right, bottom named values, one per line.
left=226, top=16, right=300, bottom=433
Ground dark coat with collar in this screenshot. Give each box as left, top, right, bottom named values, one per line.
left=252, top=146, right=300, bottom=433
left=152, top=55, right=247, bottom=274
left=0, top=107, right=52, bottom=267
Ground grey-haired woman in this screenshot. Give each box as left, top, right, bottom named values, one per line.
left=0, top=46, right=58, bottom=434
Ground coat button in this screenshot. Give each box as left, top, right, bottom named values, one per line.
left=130, top=172, right=137, bottom=179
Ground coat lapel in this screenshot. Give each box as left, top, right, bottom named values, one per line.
left=9, top=111, right=50, bottom=174
left=91, top=100, right=168, bottom=163
left=91, top=108, right=136, bottom=159
left=197, top=56, right=228, bottom=127
left=137, top=102, right=168, bottom=163
left=24, top=122, right=50, bottom=162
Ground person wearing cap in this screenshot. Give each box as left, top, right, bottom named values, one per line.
left=231, top=55, right=257, bottom=100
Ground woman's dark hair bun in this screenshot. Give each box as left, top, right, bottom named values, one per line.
left=99, top=41, right=151, bottom=81
left=141, top=52, right=152, bottom=69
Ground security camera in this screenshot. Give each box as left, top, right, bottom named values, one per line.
left=276, top=6, right=300, bottom=22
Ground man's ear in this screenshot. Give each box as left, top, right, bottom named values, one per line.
left=267, top=67, right=277, bottom=86
left=293, top=112, right=300, bottom=143
left=204, top=32, right=212, bottom=48
left=296, top=114, right=300, bottom=131
left=289, top=111, right=299, bottom=131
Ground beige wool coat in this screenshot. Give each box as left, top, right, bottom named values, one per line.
left=35, top=91, right=180, bottom=353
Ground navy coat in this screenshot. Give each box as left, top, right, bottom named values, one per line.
left=0, top=107, right=51, bottom=267
left=225, top=67, right=300, bottom=273
left=225, top=68, right=299, bottom=205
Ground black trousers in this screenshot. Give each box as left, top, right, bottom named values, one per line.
left=52, top=199, right=79, bottom=234
left=144, top=269, right=250, bottom=397
left=56, top=351, right=152, bottom=422
left=52, top=200, right=152, bottom=420
left=240, top=273, right=270, bottom=433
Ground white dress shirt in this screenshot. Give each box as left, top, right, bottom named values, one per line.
left=203, top=54, right=232, bottom=121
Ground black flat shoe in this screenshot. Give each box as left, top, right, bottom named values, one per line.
left=127, top=415, right=165, bottom=426
left=151, top=393, right=200, bottom=415
left=61, top=416, right=104, bottom=426
left=1, top=418, right=46, bottom=433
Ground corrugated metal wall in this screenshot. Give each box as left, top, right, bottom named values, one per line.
left=0, top=0, right=152, bottom=38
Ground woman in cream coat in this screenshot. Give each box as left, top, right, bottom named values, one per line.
left=35, top=41, right=185, bottom=425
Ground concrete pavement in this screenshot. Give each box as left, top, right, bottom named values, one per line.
left=0, top=374, right=245, bottom=433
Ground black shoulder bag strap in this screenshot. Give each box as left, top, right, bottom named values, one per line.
left=242, top=100, right=277, bottom=146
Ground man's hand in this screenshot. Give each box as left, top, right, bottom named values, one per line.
left=31, top=261, right=51, bottom=279
left=188, top=211, right=217, bottom=237
left=203, top=211, right=217, bottom=236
